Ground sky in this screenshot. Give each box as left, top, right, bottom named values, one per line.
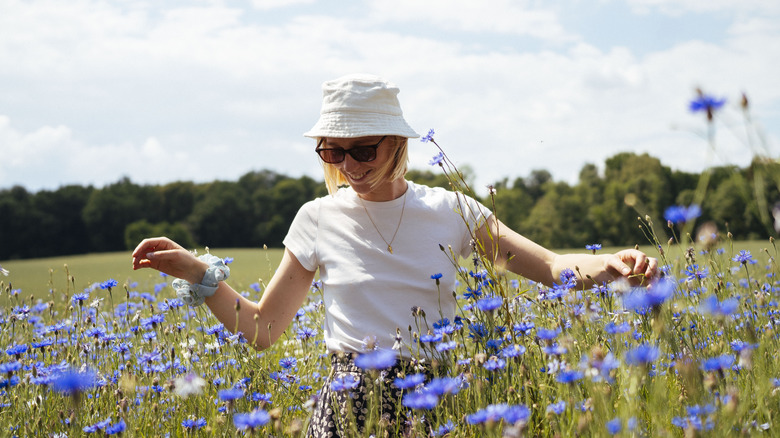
left=1, top=0, right=778, bottom=195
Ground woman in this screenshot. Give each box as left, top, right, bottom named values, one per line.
left=132, top=74, right=658, bottom=436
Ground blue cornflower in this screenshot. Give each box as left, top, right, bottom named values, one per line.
left=223, top=257, right=234, bottom=264
left=468, top=323, right=490, bottom=340
left=558, top=269, right=577, bottom=288
left=685, top=264, right=709, bottom=281
left=72, top=291, right=90, bottom=306
left=83, top=417, right=112, bottom=433
left=664, top=204, right=701, bottom=225
left=698, top=295, right=739, bottom=317
left=105, top=419, right=126, bottom=435
left=585, top=243, right=602, bottom=253
left=589, top=352, right=621, bottom=383
left=182, top=418, right=207, bottom=429
left=140, top=313, right=165, bottom=330
left=622, top=277, right=675, bottom=310
left=218, top=388, right=244, bottom=401
left=421, top=128, right=435, bottom=143
left=500, top=344, right=526, bottom=358
left=625, top=344, right=660, bottom=366
left=279, top=357, right=297, bottom=370
left=420, top=333, right=443, bottom=343
left=430, top=272, right=443, bottom=280
left=476, top=295, right=503, bottom=313
left=485, top=339, right=504, bottom=350
left=433, top=420, right=456, bottom=436
left=428, top=152, right=445, bottom=166
left=730, top=340, right=757, bottom=353
left=0, top=362, right=22, bottom=374
left=99, top=279, right=118, bottom=290
left=233, top=410, right=270, bottom=431
left=4, top=344, right=27, bottom=357
left=606, top=417, right=622, bottom=435
left=435, top=340, right=458, bottom=352
left=466, top=403, right=530, bottom=425
left=542, top=344, right=567, bottom=356
left=330, top=375, right=359, bottom=392
left=556, top=370, right=583, bottom=384
left=483, top=357, right=506, bottom=371
left=604, top=321, right=631, bottom=334
left=513, top=321, right=535, bottom=335
left=536, top=327, right=561, bottom=341
left=52, top=368, right=97, bottom=395
left=394, top=373, right=426, bottom=389
left=296, top=326, right=318, bottom=340
left=701, top=354, right=734, bottom=372
left=546, top=400, right=566, bottom=415
left=402, top=391, right=439, bottom=410
left=732, top=250, right=754, bottom=265
left=252, top=392, right=272, bottom=403
left=425, top=377, right=463, bottom=396
left=689, top=93, right=726, bottom=116
left=354, top=349, right=397, bottom=370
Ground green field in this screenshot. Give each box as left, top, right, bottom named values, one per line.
left=0, top=248, right=285, bottom=305
left=2, top=240, right=772, bottom=303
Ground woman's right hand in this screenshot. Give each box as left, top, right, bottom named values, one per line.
left=131, top=237, right=207, bottom=284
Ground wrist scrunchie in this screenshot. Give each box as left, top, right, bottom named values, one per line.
left=172, top=253, right=230, bottom=307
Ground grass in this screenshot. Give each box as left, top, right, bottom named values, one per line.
left=0, top=248, right=285, bottom=306
left=1, top=239, right=778, bottom=436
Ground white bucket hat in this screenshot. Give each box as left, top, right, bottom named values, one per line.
left=304, top=74, right=420, bottom=139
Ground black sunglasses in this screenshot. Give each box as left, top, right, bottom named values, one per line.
left=315, top=136, right=387, bottom=164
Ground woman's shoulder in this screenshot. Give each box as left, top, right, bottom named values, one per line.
left=408, top=181, right=464, bottom=204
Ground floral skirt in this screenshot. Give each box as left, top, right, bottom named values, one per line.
left=306, top=353, right=422, bottom=437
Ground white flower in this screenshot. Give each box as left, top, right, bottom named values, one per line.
left=0, top=265, right=9, bottom=276
left=174, top=373, right=206, bottom=398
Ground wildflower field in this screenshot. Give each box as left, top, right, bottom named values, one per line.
left=2, top=92, right=779, bottom=437
left=1, top=232, right=778, bottom=437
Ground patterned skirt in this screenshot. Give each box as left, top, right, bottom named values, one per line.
left=305, top=353, right=424, bottom=437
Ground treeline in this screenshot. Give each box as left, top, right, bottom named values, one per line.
left=1, top=152, right=777, bottom=260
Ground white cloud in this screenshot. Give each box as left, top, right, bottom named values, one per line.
left=0, top=0, right=777, bottom=193
left=625, top=0, right=780, bottom=16
left=250, top=0, right=316, bottom=10
left=367, top=0, right=579, bottom=43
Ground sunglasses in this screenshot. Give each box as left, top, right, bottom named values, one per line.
left=315, top=136, right=387, bottom=164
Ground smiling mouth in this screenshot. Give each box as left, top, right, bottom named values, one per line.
left=346, top=170, right=370, bottom=181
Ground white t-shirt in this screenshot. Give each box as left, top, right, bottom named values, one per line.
left=283, top=181, right=492, bottom=357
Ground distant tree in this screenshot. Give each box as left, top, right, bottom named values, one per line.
left=159, top=182, right=196, bottom=223
left=32, top=185, right=93, bottom=257
left=125, top=220, right=195, bottom=250
left=188, top=181, right=252, bottom=247
left=406, top=169, right=451, bottom=190
left=595, top=153, right=674, bottom=246
left=82, top=177, right=161, bottom=252
left=0, top=186, right=37, bottom=259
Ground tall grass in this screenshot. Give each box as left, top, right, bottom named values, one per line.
left=1, top=234, right=778, bottom=437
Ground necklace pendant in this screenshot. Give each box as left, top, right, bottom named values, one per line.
left=387, top=245, right=393, bottom=254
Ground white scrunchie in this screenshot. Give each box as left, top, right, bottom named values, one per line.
left=172, top=253, right=230, bottom=307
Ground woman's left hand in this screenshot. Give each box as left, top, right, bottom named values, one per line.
left=606, top=249, right=659, bottom=286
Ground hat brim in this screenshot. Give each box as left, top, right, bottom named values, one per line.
left=304, top=112, right=419, bottom=139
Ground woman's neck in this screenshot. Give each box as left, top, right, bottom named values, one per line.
left=355, top=178, right=408, bottom=202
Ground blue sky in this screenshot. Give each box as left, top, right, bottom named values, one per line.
left=1, top=0, right=778, bottom=194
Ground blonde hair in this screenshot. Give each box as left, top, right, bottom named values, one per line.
left=320, top=136, right=409, bottom=195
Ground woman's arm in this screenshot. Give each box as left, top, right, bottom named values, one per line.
left=474, top=216, right=657, bottom=288
left=132, top=238, right=315, bottom=350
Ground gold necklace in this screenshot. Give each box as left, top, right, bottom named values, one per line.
left=359, top=189, right=408, bottom=254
